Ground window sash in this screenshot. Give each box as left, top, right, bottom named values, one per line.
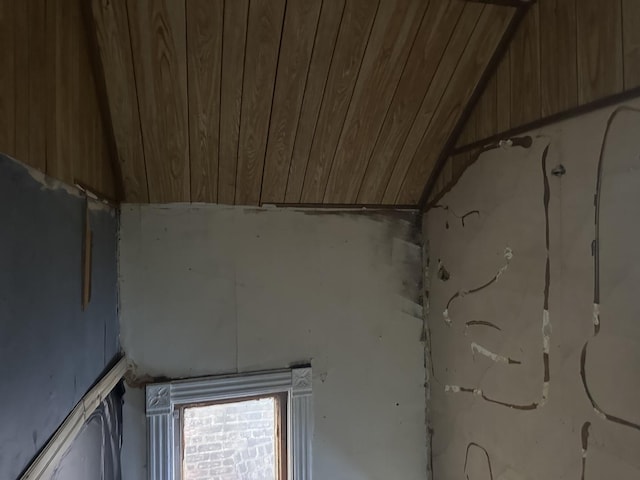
left=146, top=368, right=313, bottom=480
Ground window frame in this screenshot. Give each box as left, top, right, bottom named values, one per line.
left=146, top=367, right=313, bottom=480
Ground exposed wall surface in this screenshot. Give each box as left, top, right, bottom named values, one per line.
left=424, top=100, right=640, bottom=479
left=0, top=154, right=119, bottom=479
left=118, top=205, right=426, bottom=480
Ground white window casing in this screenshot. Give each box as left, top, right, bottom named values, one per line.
left=146, top=367, right=313, bottom=480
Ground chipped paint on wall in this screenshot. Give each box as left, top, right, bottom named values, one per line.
left=424, top=99, right=640, bottom=479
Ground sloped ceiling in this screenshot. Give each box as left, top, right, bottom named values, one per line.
left=89, top=0, right=520, bottom=205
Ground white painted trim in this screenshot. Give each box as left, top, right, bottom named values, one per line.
left=146, top=367, right=313, bottom=480
left=20, top=357, right=128, bottom=480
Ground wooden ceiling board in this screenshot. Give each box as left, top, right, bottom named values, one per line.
left=509, top=1, right=540, bottom=127
left=187, top=0, right=223, bottom=203
left=260, top=0, right=323, bottom=203
left=218, top=0, right=249, bottom=205
left=235, top=0, right=286, bottom=205
left=90, top=0, right=149, bottom=202
left=83, top=0, right=525, bottom=206
left=323, top=0, right=428, bottom=204
left=127, top=0, right=189, bottom=203
left=540, top=0, right=577, bottom=117
left=283, top=0, right=346, bottom=204
left=576, top=0, right=623, bottom=104
left=623, top=0, right=640, bottom=90
left=382, top=2, right=485, bottom=204
left=396, top=4, right=516, bottom=204
left=0, top=0, right=15, bottom=158
left=299, top=0, right=379, bottom=203
left=356, top=0, right=465, bottom=204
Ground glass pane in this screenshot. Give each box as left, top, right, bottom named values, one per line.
left=182, top=397, right=277, bottom=480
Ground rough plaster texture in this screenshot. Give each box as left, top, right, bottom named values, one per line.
left=0, top=154, right=119, bottom=479
left=424, top=100, right=640, bottom=479
left=119, top=206, right=426, bottom=480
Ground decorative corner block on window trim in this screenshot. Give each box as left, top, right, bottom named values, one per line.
left=146, top=367, right=313, bottom=480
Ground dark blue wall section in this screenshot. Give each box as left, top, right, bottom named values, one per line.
left=0, top=154, right=120, bottom=479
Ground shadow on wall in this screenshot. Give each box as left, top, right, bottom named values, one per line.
left=424, top=104, right=640, bottom=479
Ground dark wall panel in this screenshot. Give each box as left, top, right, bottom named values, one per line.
left=0, top=154, right=119, bottom=480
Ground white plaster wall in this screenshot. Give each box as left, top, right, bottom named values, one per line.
left=424, top=100, right=640, bottom=479
left=119, top=206, right=426, bottom=480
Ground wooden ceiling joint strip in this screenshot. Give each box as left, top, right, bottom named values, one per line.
left=235, top=0, right=286, bottom=205
left=187, top=0, right=223, bottom=203
left=450, top=84, right=640, bottom=157
left=299, top=0, right=379, bottom=204
left=495, top=45, right=511, bottom=132
left=260, top=0, right=323, bottom=204
left=357, top=0, right=466, bottom=204
left=323, top=0, right=428, bottom=204
left=127, top=0, right=189, bottom=203
left=283, top=0, right=346, bottom=204
left=218, top=0, right=249, bottom=205
left=381, top=2, right=485, bottom=204
left=418, top=4, right=530, bottom=209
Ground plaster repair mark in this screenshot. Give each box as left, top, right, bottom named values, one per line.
left=580, top=106, right=640, bottom=433
left=437, top=260, right=450, bottom=281
left=464, top=442, right=494, bottom=480
left=444, top=145, right=553, bottom=410
left=443, top=247, right=513, bottom=325
left=433, top=204, right=480, bottom=227
left=471, top=342, right=521, bottom=365
left=580, top=422, right=591, bottom=480
left=465, top=320, right=501, bottom=331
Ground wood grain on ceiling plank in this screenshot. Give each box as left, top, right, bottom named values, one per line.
left=300, top=0, right=379, bottom=204
left=218, top=0, right=249, bottom=205
left=260, top=0, right=322, bottom=203
left=623, top=0, right=640, bottom=90
left=576, top=0, right=623, bottom=104
left=90, top=0, right=148, bottom=202
left=127, top=0, right=189, bottom=203
left=509, top=1, right=540, bottom=126
left=323, top=0, right=427, bottom=204
left=235, top=0, right=286, bottom=205
left=539, top=0, right=577, bottom=117
left=431, top=0, right=640, bottom=207
left=396, top=4, right=516, bottom=204
left=357, top=0, right=466, bottom=204
left=87, top=0, right=520, bottom=206
left=382, top=2, right=487, bottom=204
left=187, top=0, right=223, bottom=203
left=283, top=0, right=346, bottom=204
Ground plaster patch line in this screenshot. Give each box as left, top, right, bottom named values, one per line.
left=580, top=106, right=640, bottom=433
left=465, top=320, right=502, bottom=331
left=433, top=204, right=480, bottom=227
left=443, top=248, right=513, bottom=325
left=471, top=342, right=521, bottom=365
left=463, top=442, right=494, bottom=480
left=580, top=422, right=591, bottom=480
left=443, top=146, right=553, bottom=411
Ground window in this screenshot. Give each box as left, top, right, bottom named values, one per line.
left=146, top=368, right=313, bottom=480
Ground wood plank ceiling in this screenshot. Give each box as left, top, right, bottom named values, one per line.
left=90, top=0, right=518, bottom=206
left=428, top=0, right=640, bottom=206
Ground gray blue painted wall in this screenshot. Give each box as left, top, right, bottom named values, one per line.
left=0, top=154, right=119, bottom=479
